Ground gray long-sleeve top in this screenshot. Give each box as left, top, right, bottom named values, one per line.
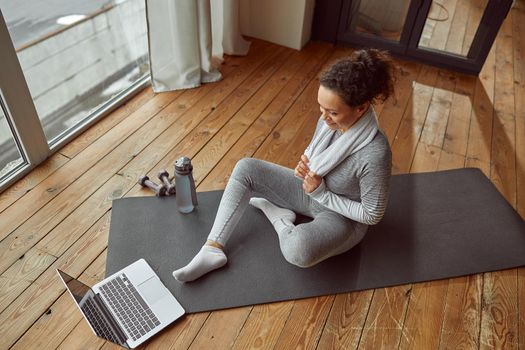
left=307, top=119, right=392, bottom=226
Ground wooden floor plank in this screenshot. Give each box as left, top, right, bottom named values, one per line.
left=57, top=319, right=105, bottom=350
left=37, top=175, right=132, bottom=257
left=512, top=3, right=525, bottom=347
left=479, top=13, right=520, bottom=350
left=513, top=0, right=525, bottom=219
left=0, top=153, right=69, bottom=214
left=398, top=280, right=449, bottom=350
left=231, top=302, right=293, bottom=350
left=419, top=69, right=456, bottom=149
left=465, top=49, right=495, bottom=167
left=187, top=308, right=252, bottom=350
left=442, top=73, right=476, bottom=156
left=357, top=286, right=411, bottom=350
left=491, top=15, right=517, bottom=206
left=143, top=313, right=209, bottom=350
left=391, top=64, right=438, bottom=174
left=378, top=60, right=422, bottom=145
left=438, top=275, right=482, bottom=350
left=317, top=291, right=373, bottom=350
left=0, top=276, right=30, bottom=317
left=479, top=270, right=519, bottom=349
left=59, top=88, right=156, bottom=159
left=519, top=268, right=525, bottom=350
left=273, top=296, right=333, bottom=349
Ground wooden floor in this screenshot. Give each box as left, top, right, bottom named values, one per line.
left=1, top=2, right=524, bottom=349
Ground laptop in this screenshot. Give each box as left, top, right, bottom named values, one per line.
left=57, top=258, right=185, bottom=348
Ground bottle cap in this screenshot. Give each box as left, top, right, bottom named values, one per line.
left=175, top=156, right=193, bottom=175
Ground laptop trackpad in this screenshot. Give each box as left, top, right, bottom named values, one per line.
left=137, top=277, right=167, bottom=305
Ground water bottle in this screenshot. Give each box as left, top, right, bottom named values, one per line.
left=174, top=156, right=197, bottom=213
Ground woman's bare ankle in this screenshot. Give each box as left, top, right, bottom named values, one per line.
left=205, top=239, right=224, bottom=250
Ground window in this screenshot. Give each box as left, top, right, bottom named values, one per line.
left=0, top=0, right=150, bottom=191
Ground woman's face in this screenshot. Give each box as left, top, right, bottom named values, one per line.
left=317, top=85, right=369, bottom=131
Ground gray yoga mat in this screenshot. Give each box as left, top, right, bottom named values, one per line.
left=106, top=168, right=525, bottom=313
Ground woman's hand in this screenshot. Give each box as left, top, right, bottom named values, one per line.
left=294, top=154, right=310, bottom=179
left=303, top=171, right=322, bottom=193
left=295, top=155, right=322, bottom=193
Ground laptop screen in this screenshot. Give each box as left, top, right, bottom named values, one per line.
left=57, top=270, right=127, bottom=348
left=58, top=270, right=91, bottom=304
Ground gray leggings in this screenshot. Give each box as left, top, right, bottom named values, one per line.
left=208, top=158, right=367, bottom=267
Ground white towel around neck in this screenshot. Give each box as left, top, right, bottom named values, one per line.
left=304, top=106, right=379, bottom=176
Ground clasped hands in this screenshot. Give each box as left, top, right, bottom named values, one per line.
left=294, top=155, right=322, bottom=193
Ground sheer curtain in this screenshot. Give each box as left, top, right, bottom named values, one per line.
left=146, top=0, right=250, bottom=92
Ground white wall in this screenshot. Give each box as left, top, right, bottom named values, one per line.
left=239, top=0, right=315, bottom=50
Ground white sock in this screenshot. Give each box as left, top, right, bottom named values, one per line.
left=249, top=197, right=296, bottom=233
left=172, top=245, right=227, bottom=282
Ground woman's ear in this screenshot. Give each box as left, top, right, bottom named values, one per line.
left=357, top=102, right=370, bottom=113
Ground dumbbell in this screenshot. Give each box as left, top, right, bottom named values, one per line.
left=157, top=170, right=176, bottom=195
left=138, top=175, right=168, bottom=197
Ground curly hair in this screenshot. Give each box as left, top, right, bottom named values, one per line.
left=319, top=48, right=395, bottom=107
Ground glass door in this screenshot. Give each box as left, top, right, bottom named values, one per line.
left=0, top=0, right=150, bottom=192
left=0, top=0, right=149, bottom=148
left=338, top=0, right=421, bottom=54
left=0, top=9, right=48, bottom=192
left=337, top=0, right=513, bottom=74
left=416, top=0, right=488, bottom=55
left=406, top=0, right=512, bottom=74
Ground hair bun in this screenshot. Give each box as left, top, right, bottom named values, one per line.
left=319, top=48, right=396, bottom=107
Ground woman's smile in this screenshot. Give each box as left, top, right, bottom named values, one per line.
left=317, top=85, right=369, bottom=131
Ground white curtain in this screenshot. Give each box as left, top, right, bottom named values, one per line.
left=146, top=0, right=250, bottom=92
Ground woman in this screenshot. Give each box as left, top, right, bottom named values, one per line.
left=173, top=48, right=394, bottom=282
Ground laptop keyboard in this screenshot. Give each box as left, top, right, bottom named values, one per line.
left=81, top=297, right=121, bottom=344
left=99, top=274, right=161, bottom=341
